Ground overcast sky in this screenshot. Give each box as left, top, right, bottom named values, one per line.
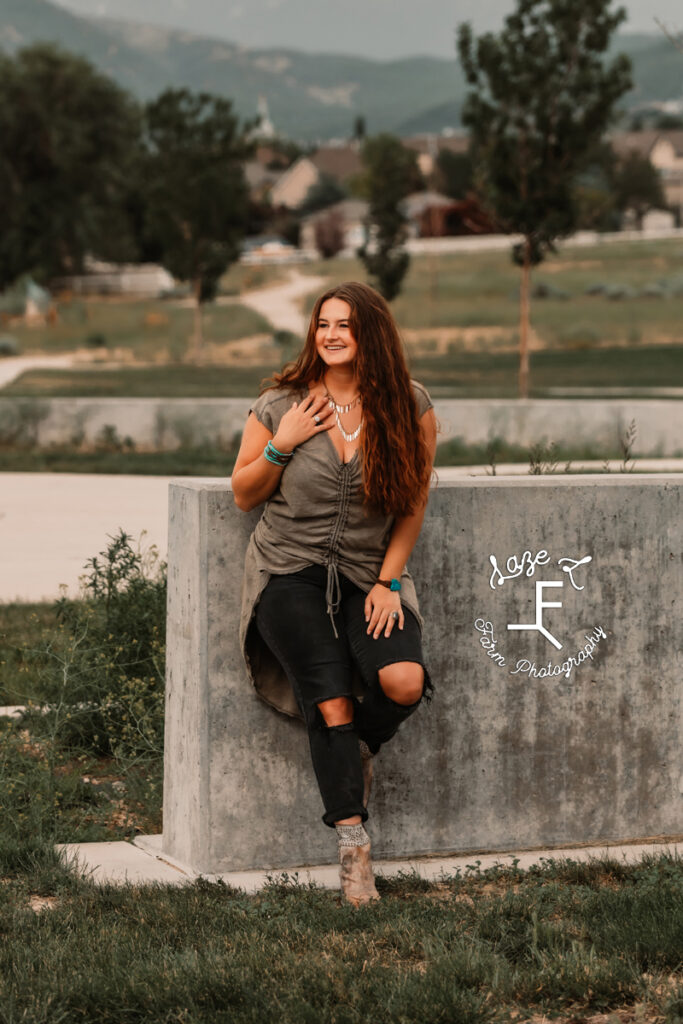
left=53, top=0, right=683, bottom=60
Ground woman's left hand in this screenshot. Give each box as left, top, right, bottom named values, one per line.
left=365, top=584, right=404, bottom=639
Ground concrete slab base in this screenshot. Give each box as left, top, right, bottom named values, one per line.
left=55, top=835, right=683, bottom=894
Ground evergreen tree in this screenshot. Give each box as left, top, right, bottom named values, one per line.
left=358, top=134, right=421, bottom=301
left=142, top=88, right=252, bottom=357
left=457, top=0, right=632, bottom=396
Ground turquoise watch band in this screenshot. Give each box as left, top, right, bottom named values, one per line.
left=377, top=577, right=402, bottom=592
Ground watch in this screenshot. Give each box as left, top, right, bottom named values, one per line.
left=377, top=577, right=402, bottom=592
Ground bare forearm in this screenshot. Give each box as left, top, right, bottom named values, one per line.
left=231, top=451, right=284, bottom=511
left=379, top=505, right=427, bottom=581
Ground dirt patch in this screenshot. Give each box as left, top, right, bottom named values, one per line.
left=542, top=260, right=602, bottom=274
left=402, top=326, right=546, bottom=354
left=29, top=895, right=59, bottom=913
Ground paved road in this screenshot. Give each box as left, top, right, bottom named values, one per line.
left=0, top=473, right=173, bottom=603
left=3, top=463, right=682, bottom=604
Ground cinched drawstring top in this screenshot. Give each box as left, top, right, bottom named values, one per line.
left=238, top=382, right=434, bottom=719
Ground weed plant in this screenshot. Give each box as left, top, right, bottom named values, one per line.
left=0, top=532, right=166, bottom=857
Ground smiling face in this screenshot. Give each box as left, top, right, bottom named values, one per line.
left=314, top=298, right=358, bottom=370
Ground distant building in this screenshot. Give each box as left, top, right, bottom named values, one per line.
left=403, top=133, right=469, bottom=178
left=250, top=96, right=277, bottom=141
left=270, top=145, right=363, bottom=209
left=53, top=258, right=174, bottom=297
left=610, top=130, right=683, bottom=215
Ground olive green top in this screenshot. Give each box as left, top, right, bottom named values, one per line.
left=238, top=380, right=434, bottom=719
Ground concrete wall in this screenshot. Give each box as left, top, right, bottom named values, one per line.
left=2, top=396, right=683, bottom=455
left=163, top=475, right=683, bottom=874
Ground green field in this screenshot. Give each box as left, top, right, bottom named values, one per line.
left=2, top=299, right=272, bottom=359
left=304, top=238, right=683, bottom=347
left=4, top=342, right=682, bottom=398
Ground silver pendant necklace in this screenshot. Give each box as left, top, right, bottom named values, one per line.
left=325, top=388, right=363, bottom=443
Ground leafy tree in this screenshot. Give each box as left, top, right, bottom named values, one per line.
left=314, top=209, right=346, bottom=259
left=142, top=88, right=252, bottom=357
left=357, top=134, right=421, bottom=301
left=0, top=44, right=141, bottom=291
left=613, top=150, right=666, bottom=227
left=299, top=173, right=347, bottom=215
left=457, top=1, right=632, bottom=396
left=573, top=140, right=620, bottom=230
left=434, top=149, right=473, bottom=199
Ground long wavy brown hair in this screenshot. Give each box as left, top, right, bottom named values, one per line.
left=265, top=281, right=431, bottom=517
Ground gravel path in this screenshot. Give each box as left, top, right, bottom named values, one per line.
left=236, top=270, right=328, bottom=335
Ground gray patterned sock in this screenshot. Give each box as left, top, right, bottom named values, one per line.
left=335, top=823, right=370, bottom=848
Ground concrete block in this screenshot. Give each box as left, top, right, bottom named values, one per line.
left=162, top=476, right=683, bottom=873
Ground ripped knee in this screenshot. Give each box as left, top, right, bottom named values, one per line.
left=378, top=662, right=424, bottom=706
left=317, top=696, right=354, bottom=728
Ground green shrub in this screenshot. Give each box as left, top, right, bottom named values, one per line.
left=38, top=530, right=167, bottom=764
left=0, top=334, right=20, bottom=356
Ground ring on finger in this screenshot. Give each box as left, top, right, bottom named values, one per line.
left=313, top=414, right=321, bottom=425
left=391, top=611, right=399, bottom=620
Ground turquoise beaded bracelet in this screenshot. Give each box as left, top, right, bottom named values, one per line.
left=263, top=440, right=293, bottom=467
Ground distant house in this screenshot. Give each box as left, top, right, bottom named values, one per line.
left=270, top=145, right=363, bottom=209
left=403, top=191, right=496, bottom=237
left=610, top=130, right=683, bottom=214
left=53, top=258, right=175, bottom=297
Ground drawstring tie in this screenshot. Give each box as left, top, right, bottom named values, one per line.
left=325, top=559, right=341, bottom=638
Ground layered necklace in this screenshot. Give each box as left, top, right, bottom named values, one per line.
left=325, top=387, right=363, bottom=443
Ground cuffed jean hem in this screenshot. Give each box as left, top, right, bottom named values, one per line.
left=322, top=804, right=369, bottom=828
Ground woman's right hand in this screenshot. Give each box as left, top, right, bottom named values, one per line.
left=272, top=394, right=333, bottom=453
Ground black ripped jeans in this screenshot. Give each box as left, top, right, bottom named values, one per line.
left=255, top=564, right=430, bottom=827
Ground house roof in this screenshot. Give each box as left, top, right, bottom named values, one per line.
left=609, top=130, right=683, bottom=159
left=403, top=134, right=470, bottom=156
left=310, top=146, right=363, bottom=182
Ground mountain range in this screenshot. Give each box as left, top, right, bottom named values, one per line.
left=1, top=0, right=683, bottom=141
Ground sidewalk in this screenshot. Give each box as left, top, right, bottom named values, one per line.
left=56, top=834, right=683, bottom=892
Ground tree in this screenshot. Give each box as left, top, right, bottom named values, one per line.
left=613, top=150, right=666, bottom=228
left=142, top=88, right=252, bottom=358
left=457, top=1, right=632, bottom=397
left=0, top=44, right=141, bottom=291
left=314, top=209, right=346, bottom=259
left=357, top=134, right=421, bottom=301
left=299, top=173, right=347, bottom=216
left=434, top=149, right=473, bottom=199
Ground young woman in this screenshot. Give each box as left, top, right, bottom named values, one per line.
left=234, top=281, right=437, bottom=906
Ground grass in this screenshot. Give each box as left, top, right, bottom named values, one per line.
left=303, top=238, right=683, bottom=348
left=4, top=343, right=683, bottom=398
left=0, top=433, right=649, bottom=475
left=0, top=845, right=681, bottom=1023
left=1, top=299, right=272, bottom=359
left=2, top=364, right=275, bottom=398
left=1, top=590, right=682, bottom=1023
left=0, top=446, right=238, bottom=475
